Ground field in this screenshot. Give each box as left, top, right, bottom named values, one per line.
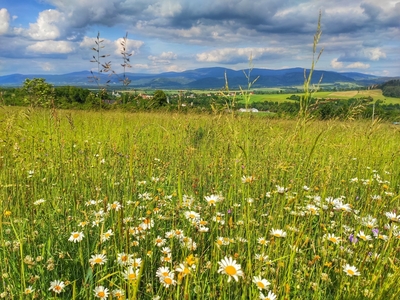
left=1, top=107, right=400, bottom=299
left=238, top=89, right=400, bottom=105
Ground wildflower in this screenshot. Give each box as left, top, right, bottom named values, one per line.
left=107, top=201, right=122, bottom=211
left=112, top=289, right=125, bottom=298
left=139, top=218, right=154, bottom=230
left=275, top=185, right=287, bottom=194
left=101, top=229, right=114, bottom=242
left=269, top=228, right=287, bottom=238
left=116, top=252, right=133, bottom=266
left=258, top=237, right=269, bottom=246
left=342, top=264, right=361, bottom=277
left=156, top=267, right=176, bottom=288
left=89, top=254, right=108, bottom=266
left=122, top=266, right=139, bottom=281
left=156, top=266, right=170, bottom=278
left=357, top=231, right=372, bottom=241
left=385, top=212, right=400, bottom=222
left=160, top=273, right=176, bottom=288
left=333, top=201, right=352, bottom=212
left=184, top=211, right=200, bottom=222
left=255, top=253, right=270, bottom=263
left=78, top=221, right=89, bottom=228
left=175, top=263, right=192, bottom=278
left=161, top=254, right=173, bottom=263
left=205, top=194, right=219, bottom=206
left=348, top=233, right=358, bottom=243
left=241, top=175, right=256, bottom=183
left=375, top=233, right=388, bottom=241
left=48, top=280, right=65, bottom=294
left=325, top=233, right=341, bottom=244
left=68, top=231, right=84, bottom=243
left=131, top=258, right=142, bottom=268
left=24, top=286, right=35, bottom=294
left=174, top=229, right=185, bottom=239
left=33, top=199, right=46, bottom=205
left=154, top=236, right=166, bottom=247
left=217, top=256, right=244, bottom=282
left=253, top=276, right=271, bottom=290
left=259, top=290, right=277, bottom=300
left=361, top=215, right=378, bottom=228
left=306, top=204, right=319, bottom=215
left=94, top=286, right=109, bottom=299
left=213, top=213, right=225, bottom=224
left=198, top=225, right=209, bottom=232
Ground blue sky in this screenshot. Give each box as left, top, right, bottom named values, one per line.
left=0, top=0, right=399, bottom=76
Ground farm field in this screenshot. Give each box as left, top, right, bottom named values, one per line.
left=1, top=107, right=400, bottom=299
left=239, top=89, right=400, bottom=105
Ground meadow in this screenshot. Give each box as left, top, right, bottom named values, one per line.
left=1, top=107, right=400, bottom=299
left=240, top=89, right=400, bottom=105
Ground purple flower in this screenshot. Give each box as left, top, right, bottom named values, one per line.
left=349, top=234, right=358, bottom=243
left=372, top=228, right=379, bottom=236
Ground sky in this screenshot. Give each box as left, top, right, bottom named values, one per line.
left=0, top=0, right=399, bottom=76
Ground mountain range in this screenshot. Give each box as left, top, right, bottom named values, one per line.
left=0, top=67, right=395, bottom=89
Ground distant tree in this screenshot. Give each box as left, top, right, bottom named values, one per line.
left=152, top=90, right=168, bottom=107
left=23, top=78, right=54, bottom=107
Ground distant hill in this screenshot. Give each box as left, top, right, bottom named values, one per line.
left=0, top=67, right=393, bottom=89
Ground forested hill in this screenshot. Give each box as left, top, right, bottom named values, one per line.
left=0, top=67, right=390, bottom=89
left=380, top=80, right=400, bottom=98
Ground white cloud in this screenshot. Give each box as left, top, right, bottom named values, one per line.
left=196, top=47, right=285, bottom=64
left=145, top=1, right=182, bottom=17
left=114, top=37, right=144, bottom=56
left=27, top=9, right=64, bottom=40
left=330, top=58, right=344, bottom=69
left=40, top=62, right=55, bottom=71
left=346, top=62, right=370, bottom=69
left=0, top=8, right=10, bottom=35
left=365, top=48, right=386, bottom=61
left=148, top=51, right=178, bottom=64
left=27, top=41, right=74, bottom=54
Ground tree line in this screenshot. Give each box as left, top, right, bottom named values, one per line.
left=1, top=78, right=400, bottom=121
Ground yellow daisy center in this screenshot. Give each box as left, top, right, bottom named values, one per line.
left=329, top=237, right=337, bottom=243
left=257, top=281, right=265, bottom=289
left=98, top=291, right=105, bottom=297
left=164, top=277, right=173, bottom=284
left=54, top=285, right=62, bottom=291
left=225, top=265, right=237, bottom=276
left=94, top=258, right=103, bottom=263
left=73, top=233, right=80, bottom=238
left=347, top=269, right=355, bottom=275
left=129, top=273, right=136, bottom=280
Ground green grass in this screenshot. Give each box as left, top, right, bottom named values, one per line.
left=235, top=89, right=400, bottom=105
left=1, top=107, right=400, bottom=299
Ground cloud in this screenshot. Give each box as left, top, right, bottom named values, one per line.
left=196, top=47, right=286, bottom=64
left=114, top=37, right=144, bottom=56
left=27, top=41, right=74, bottom=54
left=27, top=9, right=64, bottom=40
left=330, top=58, right=343, bottom=69
left=148, top=51, right=177, bottom=64
left=346, top=62, right=370, bottom=69
left=365, top=48, right=386, bottom=61
left=0, top=8, right=10, bottom=34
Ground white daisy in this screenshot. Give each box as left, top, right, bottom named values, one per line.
left=217, top=256, right=244, bottom=282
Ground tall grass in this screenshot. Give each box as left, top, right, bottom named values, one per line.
left=0, top=107, right=399, bottom=299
